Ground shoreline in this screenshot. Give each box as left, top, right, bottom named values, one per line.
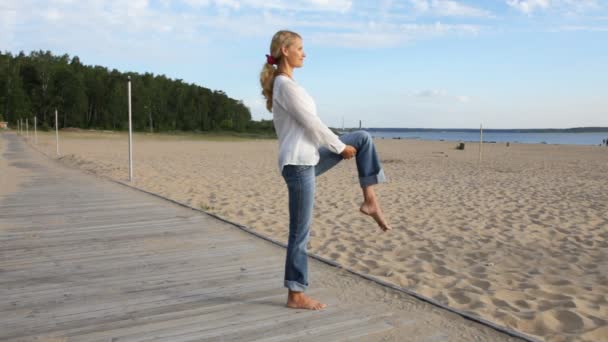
left=11, top=127, right=608, bottom=147
left=368, top=135, right=608, bottom=146
left=371, top=136, right=608, bottom=146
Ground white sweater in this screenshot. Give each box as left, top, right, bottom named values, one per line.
left=272, top=75, right=346, bottom=171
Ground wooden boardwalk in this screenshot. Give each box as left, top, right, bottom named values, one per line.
left=0, top=132, right=525, bottom=342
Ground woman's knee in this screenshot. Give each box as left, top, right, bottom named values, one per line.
left=354, top=130, right=372, bottom=145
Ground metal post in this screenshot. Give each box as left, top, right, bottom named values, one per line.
left=55, top=109, right=60, bottom=156
left=26, top=118, right=29, bottom=139
left=128, top=76, right=133, bottom=182
left=149, top=108, right=153, bottom=133
left=34, top=116, right=37, bottom=144
left=479, top=124, right=483, bottom=164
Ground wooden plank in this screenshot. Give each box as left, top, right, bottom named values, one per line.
left=253, top=314, right=396, bottom=342
left=1, top=265, right=281, bottom=314
left=78, top=292, right=340, bottom=342
left=27, top=290, right=324, bottom=342
left=1, top=278, right=284, bottom=339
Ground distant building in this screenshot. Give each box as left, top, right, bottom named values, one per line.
left=0, top=122, right=7, bottom=129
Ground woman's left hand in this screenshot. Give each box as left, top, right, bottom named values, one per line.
left=341, top=145, right=357, bottom=160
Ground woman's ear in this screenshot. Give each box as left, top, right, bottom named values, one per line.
left=280, top=45, right=289, bottom=57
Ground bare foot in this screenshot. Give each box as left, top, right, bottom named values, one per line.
left=360, top=202, right=392, bottom=232
left=287, top=292, right=327, bottom=310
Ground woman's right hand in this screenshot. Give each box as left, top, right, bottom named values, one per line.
left=341, top=145, right=357, bottom=160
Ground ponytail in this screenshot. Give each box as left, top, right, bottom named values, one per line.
left=260, top=63, right=279, bottom=112
left=259, top=30, right=301, bottom=112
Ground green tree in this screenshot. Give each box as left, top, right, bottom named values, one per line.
left=0, top=50, right=255, bottom=134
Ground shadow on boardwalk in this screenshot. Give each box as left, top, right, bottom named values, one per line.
left=0, top=132, right=530, bottom=342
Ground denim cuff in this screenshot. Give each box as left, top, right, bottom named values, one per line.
left=359, top=168, right=386, bottom=187
left=285, top=280, right=308, bottom=292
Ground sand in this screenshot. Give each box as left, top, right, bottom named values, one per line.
left=0, top=132, right=30, bottom=200
left=24, top=129, right=608, bottom=342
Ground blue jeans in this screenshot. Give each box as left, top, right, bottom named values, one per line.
left=281, top=130, right=386, bottom=292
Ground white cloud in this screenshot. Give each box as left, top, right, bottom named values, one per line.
left=506, top=0, right=550, bottom=15
left=506, top=0, right=602, bottom=16
left=3, top=0, right=601, bottom=58
left=307, top=0, right=352, bottom=12
left=555, top=25, right=608, bottom=32
left=181, top=0, right=210, bottom=8
left=409, top=0, right=493, bottom=18
left=129, top=0, right=149, bottom=11
left=254, top=0, right=352, bottom=12
left=44, top=8, right=62, bottom=21
left=159, top=0, right=173, bottom=7
left=180, top=0, right=351, bottom=12
left=559, top=0, right=601, bottom=17
left=415, top=89, right=447, bottom=97
left=0, top=0, right=484, bottom=53
left=215, top=0, right=241, bottom=10
left=561, top=0, right=600, bottom=12
left=308, top=21, right=480, bottom=48
left=432, top=0, right=492, bottom=17
left=412, top=90, right=470, bottom=103
left=310, top=31, right=405, bottom=48
left=2, top=0, right=212, bottom=64
left=409, top=0, right=430, bottom=12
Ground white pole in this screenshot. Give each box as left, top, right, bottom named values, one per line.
left=479, top=124, right=483, bottom=164
left=26, top=118, right=29, bottom=139
left=34, top=116, right=37, bottom=144
left=55, top=109, right=60, bottom=156
left=128, top=76, right=133, bottom=182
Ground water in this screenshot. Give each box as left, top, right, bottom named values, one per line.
left=365, top=129, right=608, bottom=146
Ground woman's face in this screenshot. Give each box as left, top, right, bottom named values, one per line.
left=282, top=37, right=306, bottom=68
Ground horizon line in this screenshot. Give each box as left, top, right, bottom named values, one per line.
left=345, top=127, right=608, bottom=131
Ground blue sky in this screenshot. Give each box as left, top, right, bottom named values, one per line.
left=1, top=0, right=607, bottom=128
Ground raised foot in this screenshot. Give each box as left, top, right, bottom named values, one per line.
left=360, top=202, right=392, bottom=232
left=287, top=293, right=327, bottom=310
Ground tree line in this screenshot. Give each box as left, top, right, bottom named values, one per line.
left=0, top=50, right=274, bottom=134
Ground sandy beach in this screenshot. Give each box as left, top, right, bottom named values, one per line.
left=0, top=133, right=30, bottom=200
left=19, top=129, right=608, bottom=341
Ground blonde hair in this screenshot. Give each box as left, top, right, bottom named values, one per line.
left=259, top=30, right=301, bottom=112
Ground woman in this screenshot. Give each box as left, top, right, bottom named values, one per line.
left=260, top=30, right=391, bottom=310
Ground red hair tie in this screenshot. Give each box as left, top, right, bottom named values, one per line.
left=266, top=54, right=277, bottom=65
